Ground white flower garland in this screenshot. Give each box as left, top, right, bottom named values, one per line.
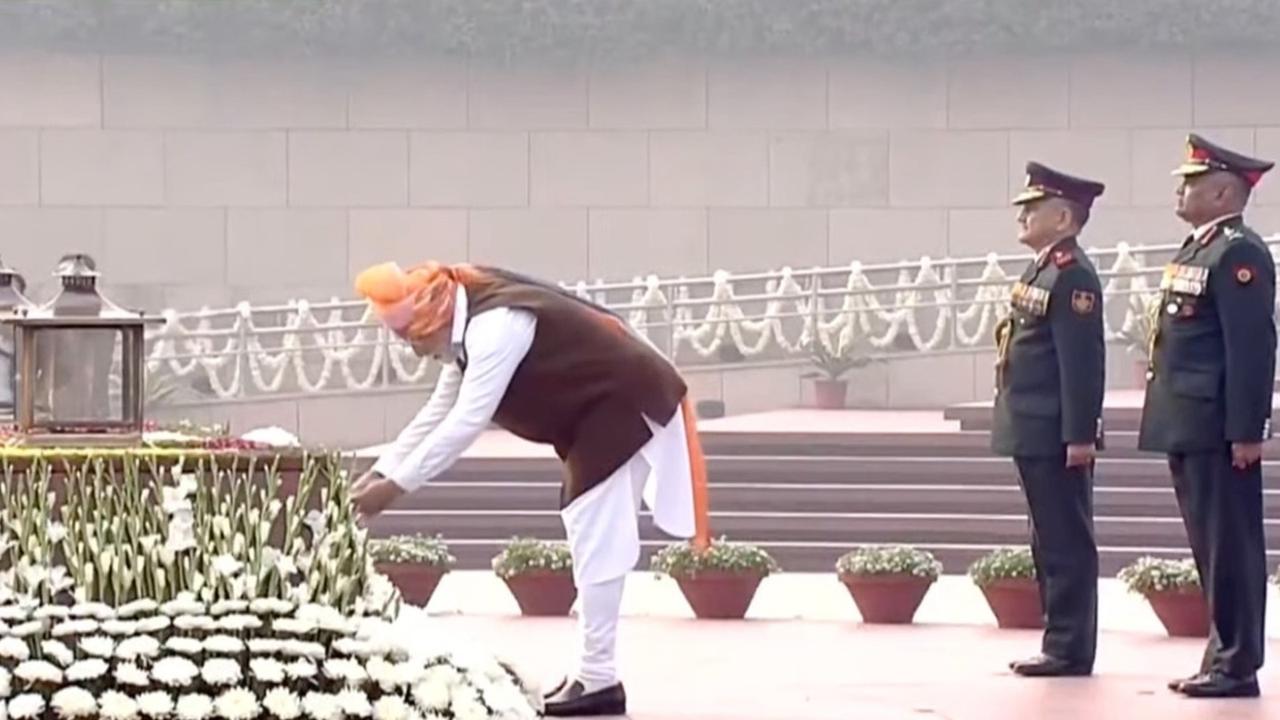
left=135, top=239, right=1280, bottom=399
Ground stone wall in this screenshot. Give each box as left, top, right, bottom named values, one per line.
left=3, top=49, right=1280, bottom=416
left=4, top=50, right=1280, bottom=312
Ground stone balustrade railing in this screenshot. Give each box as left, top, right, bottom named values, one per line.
left=139, top=237, right=1280, bottom=402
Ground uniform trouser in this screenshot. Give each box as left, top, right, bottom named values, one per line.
left=1013, top=454, right=1099, bottom=666
left=1168, top=451, right=1267, bottom=679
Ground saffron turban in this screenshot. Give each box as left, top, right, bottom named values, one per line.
left=354, top=261, right=471, bottom=344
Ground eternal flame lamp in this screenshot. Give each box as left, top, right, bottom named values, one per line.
left=0, top=257, right=36, bottom=421
left=1, top=254, right=163, bottom=446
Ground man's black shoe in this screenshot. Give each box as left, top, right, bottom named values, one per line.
left=1009, top=654, right=1092, bottom=677
left=543, top=680, right=627, bottom=717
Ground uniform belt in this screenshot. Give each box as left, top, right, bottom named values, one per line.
left=993, top=316, right=1013, bottom=390
left=1145, top=293, right=1163, bottom=380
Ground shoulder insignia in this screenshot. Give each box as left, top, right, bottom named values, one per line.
left=1224, top=225, right=1243, bottom=241
left=1051, top=249, right=1075, bottom=268
left=1071, top=289, right=1096, bottom=315
left=1235, top=265, right=1255, bottom=285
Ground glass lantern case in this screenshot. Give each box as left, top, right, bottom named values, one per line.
left=2, top=255, right=163, bottom=446
left=0, top=257, right=36, bottom=423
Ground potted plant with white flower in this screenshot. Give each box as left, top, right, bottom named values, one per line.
left=967, top=547, right=1042, bottom=629
left=1117, top=556, right=1207, bottom=637
left=835, top=545, right=942, bottom=624
left=369, top=534, right=455, bottom=607
left=491, top=537, right=576, bottom=617
left=650, top=537, right=780, bottom=619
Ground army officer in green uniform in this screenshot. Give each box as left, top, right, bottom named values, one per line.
left=992, top=162, right=1106, bottom=677
left=1140, top=135, right=1275, bottom=699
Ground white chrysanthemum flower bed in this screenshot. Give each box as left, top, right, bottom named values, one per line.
left=0, top=456, right=543, bottom=720
left=0, top=594, right=542, bottom=720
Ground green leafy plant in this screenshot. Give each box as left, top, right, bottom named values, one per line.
left=490, top=537, right=573, bottom=579
left=370, top=534, right=456, bottom=567
left=800, top=333, right=880, bottom=382
left=836, top=545, right=942, bottom=580
left=967, top=547, right=1036, bottom=587
left=650, top=537, right=780, bottom=578
left=1118, top=556, right=1200, bottom=594
left=801, top=342, right=869, bottom=382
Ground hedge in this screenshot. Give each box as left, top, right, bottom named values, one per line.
left=2, top=0, right=1280, bottom=61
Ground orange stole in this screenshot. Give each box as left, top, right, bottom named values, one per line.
left=680, top=395, right=713, bottom=550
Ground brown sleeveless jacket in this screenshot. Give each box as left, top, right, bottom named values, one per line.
left=458, top=267, right=687, bottom=507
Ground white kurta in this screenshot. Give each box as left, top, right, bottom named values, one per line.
left=373, top=287, right=535, bottom=489
left=559, top=408, right=696, bottom=587
left=373, top=287, right=697, bottom=585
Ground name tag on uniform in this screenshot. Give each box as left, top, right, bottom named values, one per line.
left=1010, top=282, right=1050, bottom=317
left=1160, top=263, right=1208, bottom=296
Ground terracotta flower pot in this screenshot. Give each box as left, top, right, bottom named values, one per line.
left=673, top=572, right=764, bottom=619
left=979, top=578, right=1044, bottom=629
left=502, top=571, right=578, bottom=616
left=1145, top=589, right=1210, bottom=637
left=812, top=379, right=848, bottom=410
left=839, top=573, right=934, bottom=624
left=376, top=562, right=448, bottom=607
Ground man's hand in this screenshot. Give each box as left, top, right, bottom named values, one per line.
left=1231, top=442, right=1264, bottom=469
left=352, top=477, right=406, bottom=522
left=351, top=469, right=382, bottom=495
left=1065, top=443, right=1095, bottom=468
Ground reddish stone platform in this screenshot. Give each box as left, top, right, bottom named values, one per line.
left=442, top=615, right=1280, bottom=719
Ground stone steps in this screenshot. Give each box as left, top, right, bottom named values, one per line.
left=394, top=478, right=1280, bottom=516
left=943, top=393, right=1280, bottom=433
left=697, top=428, right=1248, bottom=459
left=362, top=407, right=1280, bottom=578
left=394, top=454, right=1280, bottom=490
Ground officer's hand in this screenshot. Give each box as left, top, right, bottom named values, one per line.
left=1065, top=443, right=1095, bottom=468
left=352, top=477, right=406, bottom=522
left=1231, top=442, right=1264, bottom=469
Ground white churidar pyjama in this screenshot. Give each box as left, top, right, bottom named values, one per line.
left=558, top=404, right=697, bottom=689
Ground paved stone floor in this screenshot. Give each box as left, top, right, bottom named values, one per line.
left=441, top=616, right=1279, bottom=719
left=363, top=401, right=1280, bottom=717
left=413, top=572, right=1280, bottom=719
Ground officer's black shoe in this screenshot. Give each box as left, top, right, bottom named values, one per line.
left=1009, top=654, right=1092, bottom=677
left=1167, top=672, right=1207, bottom=692
left=1178, top=672, right=1260, bottom=698
left=543, top=680, right=627, bottom=717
